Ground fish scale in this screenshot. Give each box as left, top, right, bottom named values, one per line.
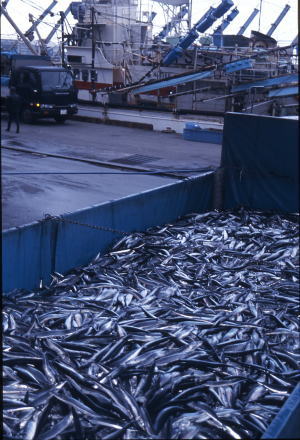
left=3, top=209, right=299, bottom=440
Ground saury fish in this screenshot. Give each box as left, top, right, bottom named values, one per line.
left=3, top=209, right=299, bottom=439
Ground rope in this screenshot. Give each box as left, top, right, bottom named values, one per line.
left=44, top=214, right=128, bottom=236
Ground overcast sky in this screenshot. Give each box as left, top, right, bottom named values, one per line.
left=1, top=0, right=298, bottom=46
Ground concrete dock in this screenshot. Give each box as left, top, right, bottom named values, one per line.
left=1, top=111, right=222, bottom=230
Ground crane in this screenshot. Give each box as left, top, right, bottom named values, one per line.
left=267, top=4, right=290, bottom=37
left=154, top=6, right=189, bottom=43
left=213, top=8, right=239, bottom=35
left=213, top=7, right=239, bottom=47
left=28, top=13, right=48, bottom=55
left=0, top=3, right=39, bottom=55
left=24, top=1, right=58, bottom=41
left=237, top=8, right=259, bottom=36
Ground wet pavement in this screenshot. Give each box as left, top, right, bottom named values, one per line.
left=1, top=116, right=222, bottom=230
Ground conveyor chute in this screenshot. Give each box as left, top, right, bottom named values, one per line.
left=162, top=0, right=234, bottom=66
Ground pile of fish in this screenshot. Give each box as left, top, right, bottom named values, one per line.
left=3, top=209, right=300, bottom=440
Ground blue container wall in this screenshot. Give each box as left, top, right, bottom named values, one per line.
left=3, top=114, right=298, bottom=293
left=262, top=383, right=300, bottom=439
left=2, top=173, right=214, bottom=293
left=221, top=113, right=299, bottom=213
left=2, top=112, right=300, bottom=438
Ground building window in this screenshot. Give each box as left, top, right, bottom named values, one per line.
left=82, top=70, right=89, bottom=81
left=91, top=70, right=98, bottom=82
left=67, top=55, right=83, bottom=63
left=73, top=69, right=80, bottom=79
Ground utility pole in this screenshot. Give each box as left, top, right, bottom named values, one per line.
left=0, top=3, right=39, bottom=55
left=91, top=7, right=95, bottom=71
left=28, top=13, right=48, bottom=56
left=91, top=6, right=96, bottom=102
left=45, top=5, right=71, bottom=45
left=60, top=11, right=66, bottom=67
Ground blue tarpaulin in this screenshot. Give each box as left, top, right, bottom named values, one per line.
left=2, top=174, right=214, bottom=293
left=232, top=74, right=298, bottom=93
left=2, top=112, right=299, bottom=437
left=221, top=113, right=299, bottom=213
left=133, top=70, right=213, bottom=94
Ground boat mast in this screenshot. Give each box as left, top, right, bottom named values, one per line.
left=25, top=1, right=57, bottom=41
left=28, top=13, right=48, bottom=55
left=258, top=0, right=263, bottom=32
left=188, top=0, right=192, bottom=30
left=266, top=4, right=290, bottom=37
left=237, top=8, right=259, bottom=36
left=0, top=3, right=39, bottom=55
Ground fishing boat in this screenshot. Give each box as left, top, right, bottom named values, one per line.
left=1, top=0, right=298, bottom=115
left=63, top=0, right=298, bottom=115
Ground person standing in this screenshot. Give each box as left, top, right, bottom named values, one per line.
left=6, top=87, right=22, bottom=133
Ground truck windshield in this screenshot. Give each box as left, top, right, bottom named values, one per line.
left=40, top=70, right=73, bottom=91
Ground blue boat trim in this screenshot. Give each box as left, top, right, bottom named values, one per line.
left=133, top=70, right=213, bottom=94
left=268, top=85, right=299, bottom=97
left=232, top=74, right=298, bottom=92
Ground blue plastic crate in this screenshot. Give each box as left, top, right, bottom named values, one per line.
left=183, top=127, right=223, bottom=144
left=185, top=122, right=202, bottom=130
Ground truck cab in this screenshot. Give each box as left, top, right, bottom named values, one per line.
left=11, top=65, right=78, bottom=123
left=1, top=53, right=78, bottom=123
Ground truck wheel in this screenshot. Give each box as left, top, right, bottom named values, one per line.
left=22, top=109, right=35, bottom=124
left=54, top=116, right=66, bottom=124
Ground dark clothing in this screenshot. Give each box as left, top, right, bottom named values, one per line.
left=6, top=92, right=22, bottom=133
left=7, top=112, right=20, bottom=133
left=7, top=92, right=22, bottom=114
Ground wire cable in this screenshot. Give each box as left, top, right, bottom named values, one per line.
left=3, top=169, right=215, bottom=176
left=19, top=0, right=44, bottom=13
